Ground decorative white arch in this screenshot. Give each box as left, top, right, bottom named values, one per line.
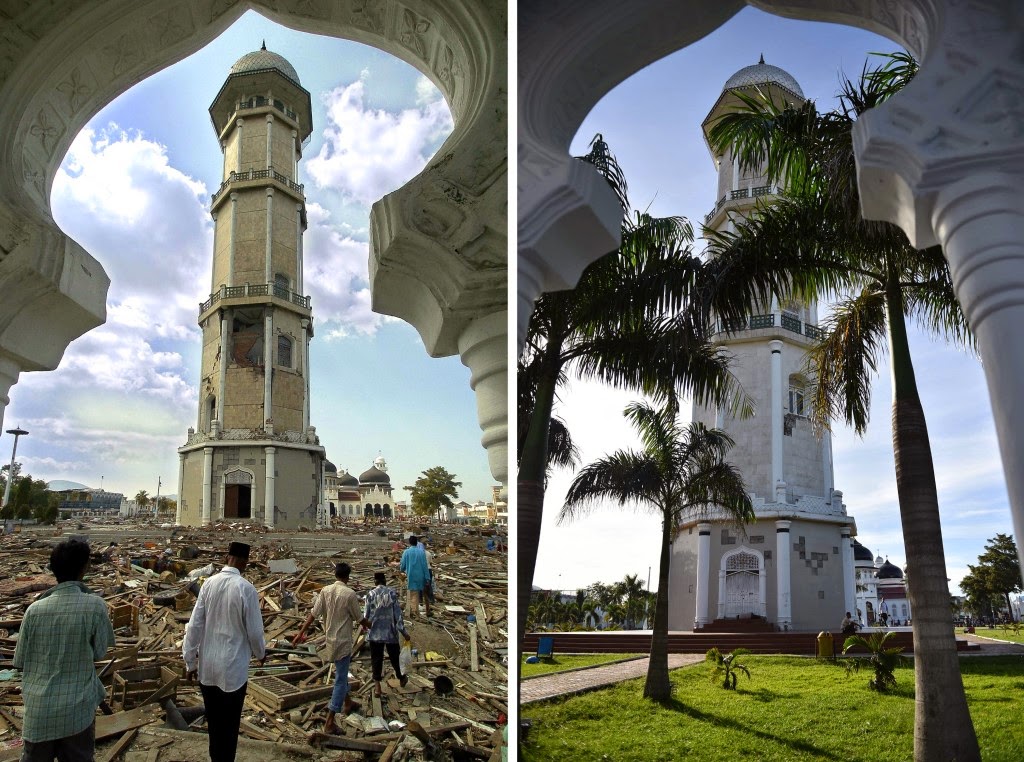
left=0, top=0, right=507, bottom=486
left=717, top=545, right=767, bottom=619
left=218, top=466, right=255, bottom=522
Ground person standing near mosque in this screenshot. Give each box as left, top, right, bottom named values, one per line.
left=183, top=541, right=266, bottom=762
left=362, top=571, right=411, bottom=696
left=400, top=535, right=430, bottom=618
left=294, top=562, right=364, bottom=733
left=15, top=539, right=114, bottom=762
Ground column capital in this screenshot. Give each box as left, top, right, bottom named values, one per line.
left=203, top=446, right=214, bottom=455
left=265, top=114, right=274, bottom=123
left=235, top=118, right=244, bottom=128
left=768, top=339, right=783, bottom=353
left=697, top=521, right=712, bottom=535
left=775, top=519, right=791, bottom=532
left=264, top=446, right=276, bottom=455
left=841, top=526, right=852, bottom=538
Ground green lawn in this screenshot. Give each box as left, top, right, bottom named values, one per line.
left=961, top=626, right=1024, bottom=645
left=521, top=653, right=642, bottom=678
left=520, top=655, right=1024, bottom=761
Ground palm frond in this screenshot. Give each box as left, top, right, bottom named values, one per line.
left=560, top=450, right=660, bottom=523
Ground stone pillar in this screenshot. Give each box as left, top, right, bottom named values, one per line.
left=201, top=447, right=213, bottom=526
left=457, top=311, right=508, bottom=488
left=221, top=140, right=227, bottom=178
left=265, top=114, right=273, bottom=169
left=264, top=446, right=276, bottom=528
left=776, top=519, right=792, bottom=630
left=769, top=339, right=784, bottom=495
left=291, top=129, right=297, bottom=177
left=235, top=119, right=244, bottom=171
left=295, top=203, right=303, bottom=294
left=694, top=522, right=712, bottom=628
left=842, top=526, right=856, bottom=619
left=0, top=358, right=20, bottom=433
left=265, top=188, right=274, bottom=283
left=229, top=194, right=238, bottom=286
left=217, top=311, right=228, bottom=426
left=301, top=319, right=311, bottom=432
left=263, top=312, right=274, bottom=424
left=823, top=429, right=834, bottom=504
left=210, top=211, right=218, bottom=293
left=176, top=452, right=184, bottom=525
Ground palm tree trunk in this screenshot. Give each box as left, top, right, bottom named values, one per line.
left=643, top=511, right=673, bottom=700
left=886, top=286, right=980, bottom=761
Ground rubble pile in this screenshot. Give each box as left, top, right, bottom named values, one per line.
left=0, top=521, right=509, bottom=762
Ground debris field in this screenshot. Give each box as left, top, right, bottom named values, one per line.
left=0, top=520, right=508, bottom=761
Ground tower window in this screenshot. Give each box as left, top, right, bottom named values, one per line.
left=788, top=373, right=808, bottom=417
left=274, top=273, right=290, bottom=299
left=277, top=336, right=293, bottom=368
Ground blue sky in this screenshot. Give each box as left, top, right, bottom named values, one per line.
left=1, top=11, right=494, bottom=505
left=532, top=7, right=1012, bottom=596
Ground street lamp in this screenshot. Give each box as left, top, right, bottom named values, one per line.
left=1, top=427, right=28, bottom=511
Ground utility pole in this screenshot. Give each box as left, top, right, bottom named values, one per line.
left=1, top=428, right=28, bottom=511
left=154, top=476, right=161, bottom=518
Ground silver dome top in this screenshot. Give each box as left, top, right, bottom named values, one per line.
left=229, top=42, right=300, bottom=84
left=723, top=55, right=803, bottom=98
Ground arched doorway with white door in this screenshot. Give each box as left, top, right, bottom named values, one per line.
left=717, top=546, right=766, bottom=620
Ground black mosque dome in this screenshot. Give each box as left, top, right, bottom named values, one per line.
left=723, top=55, right=804, bottom=99
left=338, top=471, right=359, bottom=487
left=876, top=559, right=905, bottom=579
left=324, top=460, right=337, bottom=474
left=230, top=43, right=301, bottom=85
left=359, top=466, right=391, bottom=485
left=852, top=539, right=874, bottom=563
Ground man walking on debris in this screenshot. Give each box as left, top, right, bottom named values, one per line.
left=362, top=571, right=411, bottom=696
left=182, top=541, right=266, bottom=762
left=15, top=538, right=114, bottom=762
left=294, top=562, right=363, bottom=733
left=400, top=535, right=430, bottom=618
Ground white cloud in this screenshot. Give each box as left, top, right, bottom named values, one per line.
left=305, top=78, right=453, bottom=207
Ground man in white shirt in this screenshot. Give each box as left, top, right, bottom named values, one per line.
left=294, top=562, right=363, bottom=733
left=183, top=542, right=265, bottom=762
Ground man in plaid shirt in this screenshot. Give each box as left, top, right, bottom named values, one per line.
left=14, top=538, right=114, bottom=761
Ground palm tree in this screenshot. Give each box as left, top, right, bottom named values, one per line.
left=518, top=136, right=750, bottom=646
left=704, top=52, right=978, bottom=759
left=135, top=490, right=150, bottom=515
left=559, top=397, right=753, bottom=701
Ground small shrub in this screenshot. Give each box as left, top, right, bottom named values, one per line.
left=705, top=647, right=751, bottom=690
left=842, top=630, right=905, bottom=692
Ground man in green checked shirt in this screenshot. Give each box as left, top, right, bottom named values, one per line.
left=14, top=538, right=114, bottom=761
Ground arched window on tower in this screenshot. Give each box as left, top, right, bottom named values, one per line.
left=206, top=395, right=217, bottom=431
left=788, top=374, right=808, bottom=417
left=277, top=336, right=293, bottom=368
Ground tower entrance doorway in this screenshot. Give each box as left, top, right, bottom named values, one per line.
left=224, top=485, right=252, bottom=519
left=723, top=551, right=761, bottom=618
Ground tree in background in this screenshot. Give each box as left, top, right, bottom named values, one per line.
left=405, top=467, right=462, bottom=522
left=0, top=466, right=51, bottom=522
left=135, top=490, right=150, bottom=514
left=962, top=535, right=1022, bottom=622
left=157, top=496, right=176, bottom=516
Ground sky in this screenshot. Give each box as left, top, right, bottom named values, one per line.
left=531, top=7, right=1013, bottom=597
left=0, top=11, right=495, bottom=505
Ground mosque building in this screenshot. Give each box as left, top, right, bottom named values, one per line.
left=324, top=455, right=398, bottom=520
left=853, top=539, right=912, bottom=625
left=176, top=44, right=325, bottom=529
left=667, top=58, right=860, bottom=632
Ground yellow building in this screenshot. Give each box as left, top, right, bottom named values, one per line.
left=177, top=45, right=325, bottom=529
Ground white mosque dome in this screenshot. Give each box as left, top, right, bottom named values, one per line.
left=230, top=43, right=301, bottom=85
left=723, top=55, right=804, bottom=99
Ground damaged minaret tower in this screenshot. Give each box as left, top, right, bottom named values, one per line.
left=177, top=43, right=324, bottom=528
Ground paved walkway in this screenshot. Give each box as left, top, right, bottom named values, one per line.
left=520, top=654, right=704, bottom=704
left=519, top=636, right=1024, bottom=705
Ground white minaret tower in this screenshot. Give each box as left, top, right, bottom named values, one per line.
left=668, top=57, right=858, bottom=632
left=177, top=44, right=325, bottom=529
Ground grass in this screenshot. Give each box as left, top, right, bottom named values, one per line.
left=521, top=653, right=642, bottom=678
left=520, top=655, right=1024, bottom=761
left=961, top=625, right=1024, bottom=645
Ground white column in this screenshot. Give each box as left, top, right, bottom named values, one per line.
left=263, top=312, right=274, bottom=425
left=217, top=479, right=226, bottom=524
left=301, top=319, right=310, bottom=432
left=776, top=520, right=792, bottom=630
left=228, top=194, right=238, bottom=287
left=295, top=203, right=304, bottom=294
left=717, top=569, right=726, bottom=620
left=694, top=522, right=712, bottom=628
left=217, top=311, right=228, bottom=426
left=769, top=339, right=784, bottom=495
left=201, top=446, right=213, bottom=526
left=842, top=526, right=856, bottom=619
left=823, top=431, right=834, bottom=504
left=265, top=188, right=274, bottom=284
left=457, top=311, right=508, bottom=488
left=264, top=446, right=276, bottom=528
left=221, top=140, right=227, bottom=178
left=265, top=114, right=273, bottom=169
left=210, top=212, right=219, bottom=293
left=235, top=119, right=244, bottom=170
left=0, top=358, right=20, bottom=433
left=175, top=453, right=184, bottom=525
left=291, top=129, right=297, bottom=178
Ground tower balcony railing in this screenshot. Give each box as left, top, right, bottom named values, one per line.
left=235, top=96, right=298, bottom=122
left=200, top=282, right=310, bottom=314
left=715, top=311, right=825, bottom=340
left=211, top=167, right=304, bottom=205
left=703, top=184, right=779, bottom=225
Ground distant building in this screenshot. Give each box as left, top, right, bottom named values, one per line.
left=56, top=488, right=123, bottom=518
left=323, top=455, right=396, bottom=520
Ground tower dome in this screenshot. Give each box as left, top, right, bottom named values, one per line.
left=229, top=42, right=301, bottom=85
left=324, top=459, right=338, bottom=474
left=359, top=465, right=391, bottom=485
left=852, top=539, right=874, bottom=563
left=876, top=559, right=904, bottom=579
left=722, top=55, right=803, bottom=98
left=338, top=470, right=359, bottom=487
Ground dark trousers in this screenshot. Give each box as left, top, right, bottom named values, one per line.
left=369, top=641, right=403, bottom=682
left=200, top=682, right=247, bottom=762
left=20, top=722, right=94, bottom=762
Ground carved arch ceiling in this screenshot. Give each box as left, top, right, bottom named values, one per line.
left=1, top=0, right=506, bottom=357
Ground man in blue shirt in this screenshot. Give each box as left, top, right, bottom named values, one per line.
left=399, top=535, right=430, bottom=618
left=361, top=571, right=411, bottom=696
left=15, top=539, right=114, bottom=762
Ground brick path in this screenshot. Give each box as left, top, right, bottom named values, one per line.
left=958, top=632, right=1024, bottom=656
left=520, top=654, right=705, bottom=704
